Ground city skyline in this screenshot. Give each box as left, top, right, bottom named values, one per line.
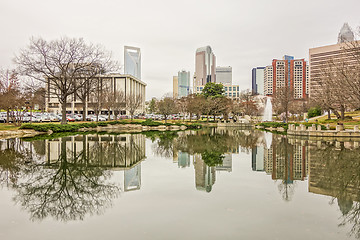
left=0, top=0, right=359, bottom=99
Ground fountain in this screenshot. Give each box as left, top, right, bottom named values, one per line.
left=262, top=97, right=272, bottom=122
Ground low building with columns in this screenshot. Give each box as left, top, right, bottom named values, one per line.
left=46, top=73, right=146, bottom=115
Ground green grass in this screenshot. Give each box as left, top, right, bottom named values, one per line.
left=0, top=124, right=20, bottom=131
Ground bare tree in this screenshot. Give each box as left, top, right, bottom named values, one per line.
left=113, top=91, right=126, bottom=117
left=126, top=93, right=143, bottom=120
left=273, top=86, right=294, bottom=122
left=186, top=94, right=205, bottom=121
left=238, top=90, right=259, bottom=116
left=157, top=97, right=177, bottom=122
left=88, top=78, right=108, bottom=122
left=0, top=69, right=22, bottom=124
left=15, top=37, right=114, bottom=124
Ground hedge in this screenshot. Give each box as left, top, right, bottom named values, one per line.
left=256, top=122, right=326, bottom=131
left=20, top=120, right=202, bottom=133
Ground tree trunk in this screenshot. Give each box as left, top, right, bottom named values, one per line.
left=327, top=109, right=331, bottom=120
left=82, top=99, right=87, bottom=121
left=330, top=107, right=341, bottom=119
left=6, top=109, right=9, bottom=123
left=340, top=105, right=345, bottom=120
left=61, top=100, right=67, bottom=124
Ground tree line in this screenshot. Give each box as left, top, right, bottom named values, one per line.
left=147, top=82, right=261, bottom=122
left=0, top=69, right=45, bottom=125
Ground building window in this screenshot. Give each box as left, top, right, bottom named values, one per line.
left=225, top=87, right=228, bottom=91
left=233, top=87, right=236, bottom=91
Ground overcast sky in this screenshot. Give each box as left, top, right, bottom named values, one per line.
left=0, top=0, right=359, bottom=100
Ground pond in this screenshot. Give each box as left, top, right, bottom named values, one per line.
left=0, top=128, right=359, bottom=240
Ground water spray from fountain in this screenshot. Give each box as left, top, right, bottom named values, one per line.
left=262, top=97, right=273, bottom=122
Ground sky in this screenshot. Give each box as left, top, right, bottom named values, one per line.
left=0, top=0, right=359, bottom=100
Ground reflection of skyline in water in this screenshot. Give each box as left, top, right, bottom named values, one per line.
left=0, top=129, right=359, bottom=238
left=0, top=134, right=146, bottom=222
left=45, top=135, right=146, bottom=192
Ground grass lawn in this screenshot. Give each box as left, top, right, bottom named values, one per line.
left=309, top=110, right=360, bottom=129
left=0, top=124, right=20, bottom=131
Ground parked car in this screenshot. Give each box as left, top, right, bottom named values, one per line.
left=66, top=115, right=75, bottom=122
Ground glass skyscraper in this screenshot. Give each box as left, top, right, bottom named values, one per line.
left=124, top=46, right=141, bottom=80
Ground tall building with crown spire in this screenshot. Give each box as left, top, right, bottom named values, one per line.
left=309, top=23, right=359, bottom=100
left=194, top=46, right=216, bottom=91
left=338, top=22, right=355, bottom=43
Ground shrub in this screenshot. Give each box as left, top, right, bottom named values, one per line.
left=141, top=119, right=162, bottom=126
left=307, top=106, right=322, bottom=119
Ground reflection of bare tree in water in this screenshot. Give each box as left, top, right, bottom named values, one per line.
left=150, top=131, right=178, bottom=158
left=272, top=136, right=296, bottom=202
left=12, top=138, right=120, bottom=222
left=277, top=181, right=296, bottom=202
left=88, top=134, right=145, bottom=168
left=0, top=139, right=36, bottom=187
left=309, top=142, right=360, bottom=238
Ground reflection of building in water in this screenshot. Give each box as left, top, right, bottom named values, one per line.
left=194, top=154, right=215, bottom=192
left=173, top=151, right=190, bottom=168
left=216, top=154, right=232, bottom=172
left=46, top=134, right=145, bottom=169
left=124, top=164, right=141, bottom=192
left=45, top=134, right=146, bottom=191
left=264, top=147, right=273, bottom=174
left=261, top=140, right=308, bottom=182
left=308, top=142, right=360, bottom=202
left=251, top=146, right=264, bottom=171
left=178, top=152, right=190, bottom=168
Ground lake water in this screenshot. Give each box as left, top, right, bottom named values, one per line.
left=0, top=128, right=359, bottom=240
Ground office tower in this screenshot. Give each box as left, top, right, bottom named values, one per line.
left=251, top=67, right=265, bottom=95
left=264, top=55, right=308, bottom=99
left=309, top=23, right=358, bottom=100
left=216, top=66, right=232, bottom=85
left=177, top=70, right=190, bottom=98
left=338, top=22, right=355, bottom=43
left=264, top=65, right=274, bottom=96
left=124, top=46, right=141, bottom=79
left=194, top=46, right=216, bottom=90
left=173, top=76, right=178, bottom=98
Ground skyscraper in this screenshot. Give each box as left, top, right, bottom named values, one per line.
left=264, top=55, right=308, bottom=99
left=124, top=46, right=141, bottom=79
left=177, top=70, right=190, bottom=98
left=194, top=46, right=216, bottom=91
left=251, top=67, right=265, bottom=95
left=173, top=76, right=178, bottom=98
left=216, top=66, right=232, bottom=85
left=338, top=22, right=355, bottom=43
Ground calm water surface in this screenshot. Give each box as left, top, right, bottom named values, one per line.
left=0, top=128, right=359, bottom=240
